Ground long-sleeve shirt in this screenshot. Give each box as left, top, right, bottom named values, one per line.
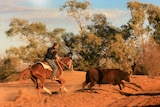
left=45, top=47, right=57, bottom=59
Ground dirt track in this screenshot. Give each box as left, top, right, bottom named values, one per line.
left=0, top=71, right=160, bottom=107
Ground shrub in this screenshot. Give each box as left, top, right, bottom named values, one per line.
left=140, top=37, right=160, bottom=77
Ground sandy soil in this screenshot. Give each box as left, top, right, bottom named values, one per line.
left=0, top=71, right=160, bottom=107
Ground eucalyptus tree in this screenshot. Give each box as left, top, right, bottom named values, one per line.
left=127, top=1, right=160, bottom=42
left=60, top=1, right=128, bottom=69
left=127, top=2, right=160, bottom=54
left=0, top=18, right=69, bottom=81
left=86, top=14, right=123, bottom=64
left=60, top=0, right=91, bottom=33
left=60, top=0, right=91, bottom=56
left=5, top=18, right=66, bottom=63
left=109, top=34, right=137, bottom=70
left=147, top=4, right=160, bottom=44
left=5, top=18, right=47, bottom=62
left=127, top=1, right=160, bottom=75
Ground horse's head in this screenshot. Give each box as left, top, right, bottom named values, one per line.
left=59, top=57, right=73, bottom=71
left=60, top=57, right=71, bottom=64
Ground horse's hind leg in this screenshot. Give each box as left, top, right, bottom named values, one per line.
left=31, top=76, right=38, bottom=88
left=30, top=76, right=42, bottom=97
left=43, top=87, right=52, bottom=95
left=39, top=78, right=52, bottom=95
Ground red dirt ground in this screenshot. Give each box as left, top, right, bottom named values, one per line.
left=0, top=71, right=160, bottom=107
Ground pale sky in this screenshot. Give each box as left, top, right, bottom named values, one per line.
left=0, top=0, right=159, bottom=56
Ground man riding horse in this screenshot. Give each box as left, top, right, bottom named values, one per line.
left=19, top=43, right=73, bottom=95
left=44, top=43, right=60, bottom=81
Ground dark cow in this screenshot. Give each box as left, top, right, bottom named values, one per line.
left=82, top=68, right=131, bottom=90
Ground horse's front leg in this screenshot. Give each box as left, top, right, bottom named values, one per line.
left=56, top=78, right=68, bottom=92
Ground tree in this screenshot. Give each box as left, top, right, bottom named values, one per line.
left=0, top=18, right=69, bottom=81
left=5, top=18, right=48, bottom=62
left=141, top=37, right=160, bottom=77
left=60, top=0, right=91, bottom=62
left=127, top=2, right=160, bottom=76
left=60, top=0, right=91, bottom=33
left=5, top=18, right=67, bottom=63
left=87, top=13, right=121, bottom=57
left=109, top=34, right=137, bottom=71
left=0, top=56, right=20, bottom=81
left=127, top=1, right=160, bottom=45
left=147, top=4, right=160, bottom=44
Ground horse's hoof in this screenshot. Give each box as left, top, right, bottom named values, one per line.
left=59, top=87, right=68, bottom=92
left=64, top=87, right=68, bottom=92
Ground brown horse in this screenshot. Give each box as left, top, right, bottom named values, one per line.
left=19, top=57, right=72, bottom=95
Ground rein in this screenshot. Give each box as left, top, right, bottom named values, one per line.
left=56, top=60, right=63, bottom=72
left=58, top=60, right=70, bottom=69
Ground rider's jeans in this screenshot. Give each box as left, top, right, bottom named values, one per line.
left=45, top=58, right=58, bottom=77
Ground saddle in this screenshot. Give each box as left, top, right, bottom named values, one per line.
left=40, top=62, right=52, bottom=71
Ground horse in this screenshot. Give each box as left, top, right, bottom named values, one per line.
left=19, top=57, right=73, bottom=95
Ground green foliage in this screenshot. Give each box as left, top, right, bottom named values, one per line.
left=6, top=18, right=47, bottom=37
left=109, top=34, right=137, bottom=71
left=5, top=18, right=29, bottom=37
left=2, top=1, right=160, bottom=78
left=74, top=59, right=90, bottom=71
left=5, top=18, right=68, bottom=63
left=60, top=0, right=91, bottom=32
left=0, top=56, right=20, bottom=82
left=127, top=1, right=160, bottom=76
left=127, top=1, right=160, bottom=45
left=147, top=4, right=160, bottom=45
left=127, top=1, right=147, bottom=36
left=2, top=18, right=68, bottom=81
left=132, top=64, right=148, bottom=75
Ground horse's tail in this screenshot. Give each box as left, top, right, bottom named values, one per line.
left=19, top=68, right=31, bottom=84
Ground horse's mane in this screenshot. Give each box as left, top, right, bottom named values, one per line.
left=60, top=57, right=71, bottom=62
left=61, top=57, right=71, bottom=60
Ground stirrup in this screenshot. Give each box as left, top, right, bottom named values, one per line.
left=51, top=76, right=59, bottom=81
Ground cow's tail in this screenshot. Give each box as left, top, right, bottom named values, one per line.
left=19, top=68, right=31, bottom=84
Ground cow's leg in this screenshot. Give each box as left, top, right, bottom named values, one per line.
left=116, top=80, right=122, bottom=90
left=115, top=80, right=123, bottom=90
left=121, top=82, right=125, bottom=88
left=118, top=81, right=125, bottom=90
left=82, top=81, right=88, bottom=90
left=118, top=84, right=122, bottom=90
left=88, top=81, right=96, bottom=90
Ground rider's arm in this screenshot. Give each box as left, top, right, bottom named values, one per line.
left=50, top=49, right=56, bottom=53
left=56, top=54, right=61, bottom=60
